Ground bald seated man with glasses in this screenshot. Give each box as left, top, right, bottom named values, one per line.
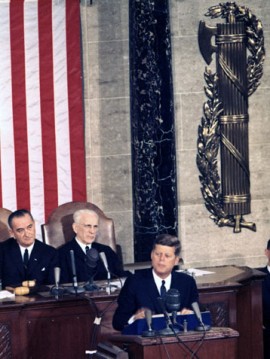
left=0, top=209, right=58, bottom=288
left=58, top=209, right=127, bottom=284
left=112, top=234, right=199, bottom=331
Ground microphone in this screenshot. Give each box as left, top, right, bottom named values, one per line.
left=99, top=252, right=111, bottom=280
left=54, top=266, right=60, bottom=287
left=84, top=248, right=100, bottom=291
left=166, top=288, right=181, bottom=312
left=157, top=297, right=201, bottom=358
left=70, top=249, right=78, bottom=286
left=191, top=302, right=211, bottom=331
left=67, top=250, right=85, bottom=294
left=165, top=288, right=181, bottom=331
left=86, top=247, right=100, bottom=268
left=142, top=309, right=156, bottom=337
left=50, top=267, right=65, bottom=298
left=157, top=296, right=175, bottom=335
left=99, top=251, right=116, bottom=294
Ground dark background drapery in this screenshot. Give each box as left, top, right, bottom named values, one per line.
left=129, top=0, right=178, bottom=261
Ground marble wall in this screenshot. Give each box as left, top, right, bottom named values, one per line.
left=81, top=0, right=270, bottom=268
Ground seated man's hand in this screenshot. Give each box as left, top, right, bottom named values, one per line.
left=180, top=308, right=194, bottom=315
left=134, top=307, right=149, bottom=321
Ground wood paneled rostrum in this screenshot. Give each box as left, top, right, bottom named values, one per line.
left=0, top=266, right=264, bottom=359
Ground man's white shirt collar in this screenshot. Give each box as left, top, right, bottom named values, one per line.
left=152, top=269, right=172, bottom=294
left=19, top=242, right=34, bottom=258
left=75, top=237, right=92, bottom=254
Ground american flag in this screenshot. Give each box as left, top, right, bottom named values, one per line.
left=0, top=0, right=86, bottom=237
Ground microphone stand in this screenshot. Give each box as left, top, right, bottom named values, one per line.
left=68, top=250, right=85, bottom=294
left=159, top=297, right=201, bottom=359
left=170, top=310, right=181, bottom=332
left=103, top=271, right=119, bottom=294
left=142, top=309, right=156, bottom=337
left=157, top=297, right=176, bottom=335
left=50, top=267, right=65, bottom=299
left=163, top=288, right=181, bottom=334
left=99, top=252, right=118, bottom=294
left=68, top=280, right=85, bottom=294
left=84, top=275, right=100, bottom=292
left=105, top=271, right=111, bottom=294
left=84, top=248, right=100, bottom=292
left=191, top=302, right=211, bottom=331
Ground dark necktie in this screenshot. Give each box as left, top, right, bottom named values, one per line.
left=160, top=280, right=167, bottom=299
left=23, top=249, right=29, bottom=268
left=85, top=246, right=90, bottom=254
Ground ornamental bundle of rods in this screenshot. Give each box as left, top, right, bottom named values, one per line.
left=197, top=3, right=265, bottom=232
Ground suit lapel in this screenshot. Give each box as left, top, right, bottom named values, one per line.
left=72, top=239, right=86, bottom=260
left=11, top=241, right=25, bottom=277
left=148, top=271, right=159, bottom=295
left=27, top=241, right=40, bottom=276
left=145, top=270, right=161, bottom=313
left=171, top=271, right=178, bottom=289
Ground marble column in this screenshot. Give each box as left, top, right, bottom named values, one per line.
left=129, top=0, right=178, bottom=261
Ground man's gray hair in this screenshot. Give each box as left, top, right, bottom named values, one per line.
left=73, top=209, right=99, bottom=223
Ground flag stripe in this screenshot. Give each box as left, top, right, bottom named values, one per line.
left=0, top=2, right=16, bottom=208
left=10, top=0, right=31, bottom=209
left=38, top=0, right=59, bottom=220
left=66, top=0, right=87, bottom=199
left=52, top=2, right=73, bottom=205
left=0, top=0, right=86, bottom=237
left=24, top=1, right=45, bottom=227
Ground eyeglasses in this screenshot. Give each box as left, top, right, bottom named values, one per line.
left=76, top=223, right=98, bottom=230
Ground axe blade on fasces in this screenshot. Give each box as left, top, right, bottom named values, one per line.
left=198, top=21, right=217, bottom=65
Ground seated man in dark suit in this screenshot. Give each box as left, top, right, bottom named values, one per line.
left=0, top=209, right=58, bottom=288
left=258, top=240, right=270, bottom=359
left=112, top=234, right=199, bottom=331
left=58, top=209, right=126, bottom=284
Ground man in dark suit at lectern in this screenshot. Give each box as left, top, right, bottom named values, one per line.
left=112, top=234, right=199, bottom=331
left=0, top=209, right=58, bottom=288
left=259, top=239, right=270, bottom=359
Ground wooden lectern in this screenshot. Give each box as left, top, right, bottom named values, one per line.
left=0, top=266, right=264, bottom=358
left=107, top=327, right=239, bottom=359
